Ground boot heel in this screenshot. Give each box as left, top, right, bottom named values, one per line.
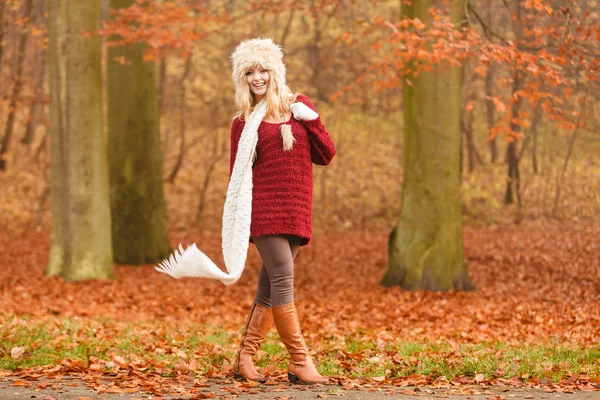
left=233, top=372, right=247, bottom=382
left=288, top=372, right=301, bottom=383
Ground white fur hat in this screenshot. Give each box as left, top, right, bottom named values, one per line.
left=231, top=38, right=287, bottom=105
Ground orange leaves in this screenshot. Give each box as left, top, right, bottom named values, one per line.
left=525, top=0, right=553, bottom=15
left=363, top=2, right=597, bottom=142
left=368, top=9, right=479, bottom=92
left=100, top=1, right=227, bottom=59
left=487, top=96, right=507, bottom=113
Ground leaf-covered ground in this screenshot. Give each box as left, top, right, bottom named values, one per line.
left=1, top=221, right=599, bottom=397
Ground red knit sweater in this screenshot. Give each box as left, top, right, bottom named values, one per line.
left=229, top=94, right=336, bottom=246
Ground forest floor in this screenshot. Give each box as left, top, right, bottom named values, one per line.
left=1, top=221, right=599, bottom=398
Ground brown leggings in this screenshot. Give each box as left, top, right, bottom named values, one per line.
left=252, top=235, right=302, bottom=307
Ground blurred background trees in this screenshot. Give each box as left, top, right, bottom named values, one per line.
left=0, top=0, right=598, bottom=284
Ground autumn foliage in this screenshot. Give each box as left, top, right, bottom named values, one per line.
left=341, top=0, right=600, bottom=141
left=1, top=0, right=600, bottom=394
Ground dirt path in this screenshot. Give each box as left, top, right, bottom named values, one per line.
left=1, top=377, right=599, bottom=400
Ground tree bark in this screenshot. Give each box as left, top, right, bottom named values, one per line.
left=168, top=53, right=193, bottom=183
left=485, top=67, right=497, bottom=163
left=552, top=105, right=584, bottom=217
left=0, top=0, right=33, bottom=170
left=382, top=0, right=475, bottom=292
left=0, top=1, right=5, bottom=69
left=22, top=0, right=47, bottom=145
left=22, top=51, right=45, bottom=145
left=504, top=71, right=523, bottom=206
left=47, top=0, right=114, bottom=280
left=107, top=0, right=171, bottom=265
left=485, top=2, right=497, bottom=163
left=530, top=103, right=542, bottom=174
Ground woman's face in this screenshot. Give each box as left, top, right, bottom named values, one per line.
left=246, top=66, right=270, bottom=101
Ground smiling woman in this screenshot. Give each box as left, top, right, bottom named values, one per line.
left=156, top=37, right=337, bottom=385
left=226, top=37, right=336, bottom=385
left=246, top=67, right=269, bottom=101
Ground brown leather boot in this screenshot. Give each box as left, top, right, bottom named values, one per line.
left=272, top=303, right=329, bottom=385
left=233, top=303, right=272, bottom=382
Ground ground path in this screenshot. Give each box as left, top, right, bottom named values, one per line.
left=1, top=377, right=599, bottom=400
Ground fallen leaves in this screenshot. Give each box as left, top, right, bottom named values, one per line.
left=1, top=222, right=600, bottom=397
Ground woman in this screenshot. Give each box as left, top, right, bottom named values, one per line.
left=230, top=38, right=336, bottom=385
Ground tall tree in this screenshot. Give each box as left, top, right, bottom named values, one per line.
left=22, top=0, right=47, bottom=145
left=0, top=0, right=33, bottom=170
left=0, top=0, right=5, bottom=69
left=381, top=0, right=475, bottom=291
left=47, top=0, right=114, bottom=280
left=107, top=0, right=170, bottom=264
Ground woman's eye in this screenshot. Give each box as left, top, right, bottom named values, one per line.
left=261, top=69, right=268, bottom=73
left=246, top=71, right=252, bottom=76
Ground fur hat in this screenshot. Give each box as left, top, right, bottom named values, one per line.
left=231, top=37, right=296, bottom=151
left=231, top=37, right=287, bottom=106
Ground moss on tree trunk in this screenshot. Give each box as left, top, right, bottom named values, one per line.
left=47, top=0, right=114, bottom=281
left=381, top=0, right=474, bottom=292
left=107, top=0, right=171, bottom=265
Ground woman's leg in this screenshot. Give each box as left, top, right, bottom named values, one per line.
left=233, top=302, right=272, bottom=382
left=253, top=235, right=299, bottom=306
left=234, top=236, right=301, bottom=382
left=253, top=235, right=328, bottom=385
left=254, top=235, right=301, bottom=307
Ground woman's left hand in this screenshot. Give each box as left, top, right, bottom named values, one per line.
left=291, top=102, right=319, bottom=121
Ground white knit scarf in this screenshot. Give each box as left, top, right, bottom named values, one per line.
left=155, top=100, right=267, bottom=285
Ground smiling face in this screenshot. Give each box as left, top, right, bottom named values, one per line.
left=246, top=65, right=270, bottom=102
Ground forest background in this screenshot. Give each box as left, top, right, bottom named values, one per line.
left=0, top=0, right=599, bottom=397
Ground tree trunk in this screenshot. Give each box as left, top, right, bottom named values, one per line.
left=485, top=64, right=497, bottom=163
left=552, top=105, right=584, bottom=216
left=168, top=53, right=193, bottom=183
left=382, top=0, right=474, bottom=292
left=504, top=71, right=523, bottom=205
left=0, top=1, right=5, bottom=69
left=107, top=0, right=171, bottom=265
left=461, top=104, right=483, bottom=174
left=22, top=51, right=45, bottom=145
left=46, top=0, right=114, bottom=280
left=531, top=103, right=542, bottom=174
left=22, top=0, right=47, bottom=145
left=0, top=0, right=33, bottom=170
left=158, top=58, right=166, bottom=115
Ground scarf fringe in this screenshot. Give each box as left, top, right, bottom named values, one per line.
left=155, top=101, right=268, bottom=285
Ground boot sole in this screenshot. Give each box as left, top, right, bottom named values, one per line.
left=233, top=372, right=266, bottom=383
left=288, top=372, right=328, bottom=385
left=288, top=372, right=307, bottom=384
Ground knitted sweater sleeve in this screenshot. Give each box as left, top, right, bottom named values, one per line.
left=295, top=94, right=336, bottom=166
left=229, top=116, right=244, bottom=178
